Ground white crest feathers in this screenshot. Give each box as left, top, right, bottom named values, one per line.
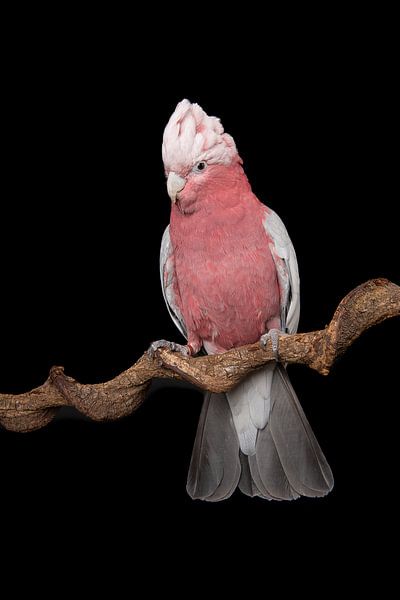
left=162, top=99, right=239, bottom=172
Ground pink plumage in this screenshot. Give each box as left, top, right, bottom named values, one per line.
left=159, top=99, right=333, bottom=501
left=170, top=162, right=281, bottom=354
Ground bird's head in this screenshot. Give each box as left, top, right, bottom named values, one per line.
left=162, top=99, right=244, bottom=214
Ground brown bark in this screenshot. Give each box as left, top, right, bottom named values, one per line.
left=1, top=278, right=399, bottom=432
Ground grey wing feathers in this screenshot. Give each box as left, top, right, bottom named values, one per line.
left=270, top=366, right=333, bottom=495
left=248, top=426, right=299, bottom=500
left=160, top=226, right=187, bottom=339
left=187, top=393, right=241, bottom=502
left=189, top=366, right=333, bottom=502
left=238, top=452, right=261, bottom=497
left=263, top=209, right=300, bottom=334
left=245, top=365, right=333, bottom=499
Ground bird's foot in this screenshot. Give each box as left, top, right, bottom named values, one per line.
left=148, top=339, right=191, bottom=360
left=260, top=329, right=284, bottom=360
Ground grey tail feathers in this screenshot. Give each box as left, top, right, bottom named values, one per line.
left=186, top=365, right=334, bottom=501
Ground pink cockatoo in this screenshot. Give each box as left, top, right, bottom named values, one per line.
left=153, top=99, right=333, bottom=501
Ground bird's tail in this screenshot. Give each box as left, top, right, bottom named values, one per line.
left=186, top=365, right=333, bottom=501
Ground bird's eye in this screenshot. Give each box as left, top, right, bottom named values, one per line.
left=193, top=161, right=207, bottom=173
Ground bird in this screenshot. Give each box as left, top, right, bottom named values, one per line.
left=152, top=99, right=334, bottom=501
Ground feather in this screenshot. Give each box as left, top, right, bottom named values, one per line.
left=238, top=452, right=263, bottom=498
left=186, top=393, right=241, bottom=502
left=247, top=365, right=274, bottom=429
left=160, top=226, right=187, bottom=339
left=226, top=366, right=274, bottom=454
left=267, top=365, right=334, bottom=496
left=249, top=423, right=299, bottom=501
left=162, top=99, right=239, bottom=174
left=226, top=384, right=258, bottom=456
left=263, top=209, right=300, bottom=334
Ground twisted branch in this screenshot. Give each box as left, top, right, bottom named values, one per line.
left=1, top=278, right=399, bottom=432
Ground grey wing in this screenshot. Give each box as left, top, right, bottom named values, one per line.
left=248, top=365, right=333, bottom=499
left=160, top=226, right=187, bottom=338
left=187, top=393, right=241, bottom=501
left=263, top=209, right=300, bottom=334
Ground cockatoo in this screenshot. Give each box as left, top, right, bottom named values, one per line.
left=153, top=99, right=333, bottom=501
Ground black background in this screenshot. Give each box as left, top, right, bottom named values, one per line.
left=1, top=10, right=398, bottom=577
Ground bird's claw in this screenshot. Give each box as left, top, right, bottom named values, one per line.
left=260, top=329, right=282, bottom=360
left=148, top=339, right=191, bottom=360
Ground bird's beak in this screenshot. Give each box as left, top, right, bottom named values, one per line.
left=167, top=172, right=186, bottom=203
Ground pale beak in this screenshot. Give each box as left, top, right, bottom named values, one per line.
left=167, top=172, right=186, bottom=203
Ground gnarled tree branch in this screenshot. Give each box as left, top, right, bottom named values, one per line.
left=1, top=278, right=399, bottom=432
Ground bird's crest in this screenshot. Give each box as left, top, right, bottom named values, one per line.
left=162, top=99, right=239, bottom=173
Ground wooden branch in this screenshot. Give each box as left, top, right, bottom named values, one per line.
left=1, top=278, right=399, bottom=432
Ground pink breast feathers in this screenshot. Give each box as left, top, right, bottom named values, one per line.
left=170, top=179, right=281, bottom=355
